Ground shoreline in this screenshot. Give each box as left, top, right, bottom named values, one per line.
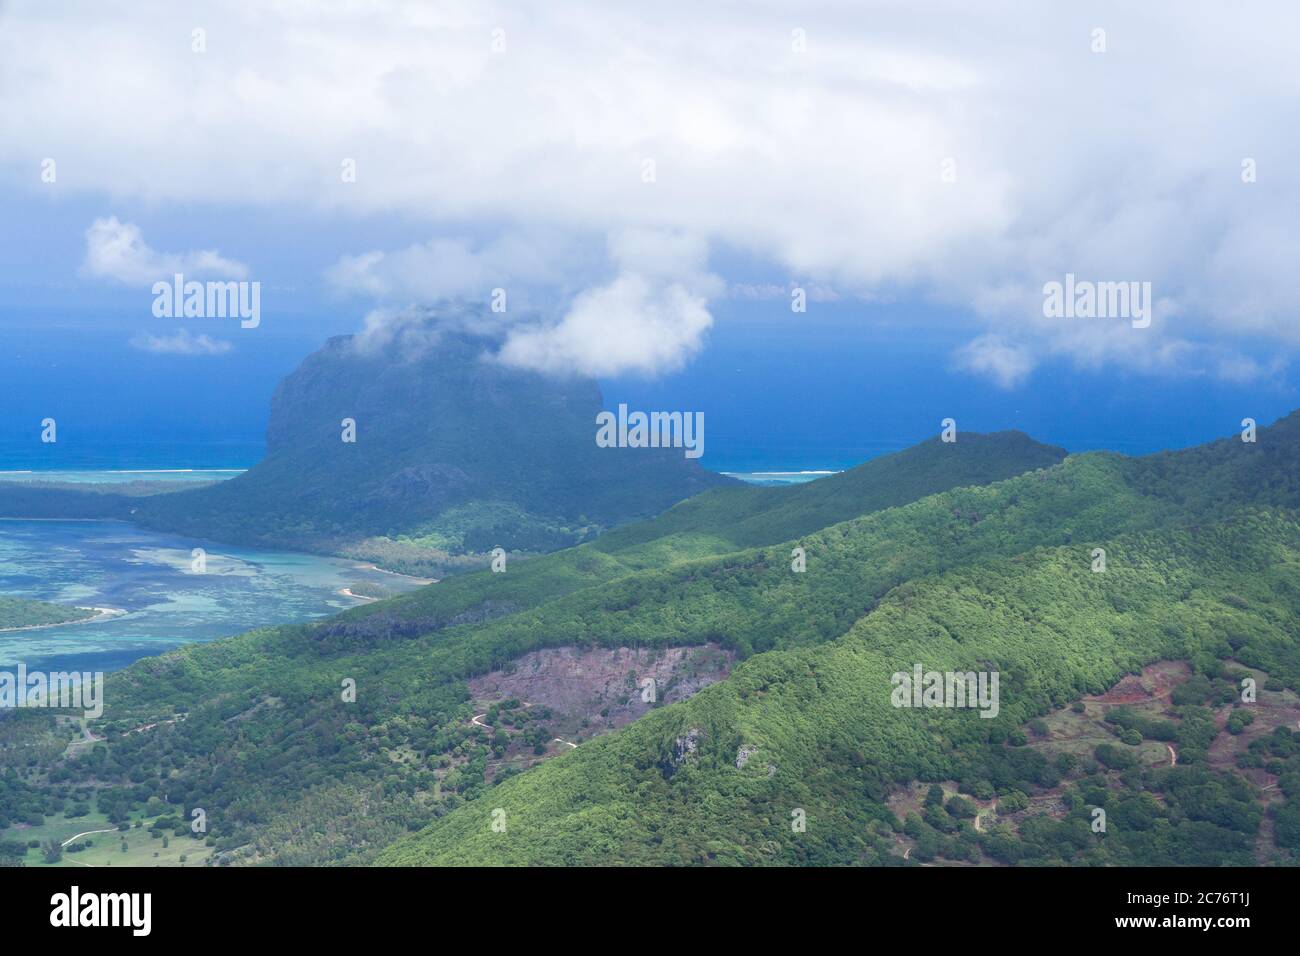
left=0, top=517, right=126, bottom=523
left=351, top=563, right=436, bottom=585
left=0, top=520, right=434, bottom=582
left=338, top=588, right=380, bottom=603
left=0, top=606, right=127, bottom=634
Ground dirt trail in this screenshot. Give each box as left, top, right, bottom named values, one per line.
left=470, top=702, right=580, bottom=753
left=126, top=715, right=183, bottom=735
left=61, top=828, right=117, bottom=847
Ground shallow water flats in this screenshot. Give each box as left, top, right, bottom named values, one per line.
left=0, top=519, right=426, bottom=673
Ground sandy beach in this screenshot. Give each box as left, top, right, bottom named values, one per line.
left=351, top=562, right=436, bottom=585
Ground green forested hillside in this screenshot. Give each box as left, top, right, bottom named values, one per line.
left=300, top=427, right=1067, bottom=642
left=0, top=597, right=96, bottom=630
left=379, top=511, right=1300, bottom=865
left=368, top=411, right=1300, bottom=865
left=587, top=429, right=1065, bottom=560
left=4, top=414, right=1300, bottom=866
left=0, top=428, right=1067, bottom=860
left=0, top=478, right=200, bottom=522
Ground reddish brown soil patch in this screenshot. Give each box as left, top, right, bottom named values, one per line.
left=1207, top=671, right=1300, bottom=791
left=469, top=644, right=733, bottom=735
left=1087, top=660, right=1190, bottom=704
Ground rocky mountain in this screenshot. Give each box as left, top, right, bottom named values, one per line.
left=132, top=324, right=731, bottom=571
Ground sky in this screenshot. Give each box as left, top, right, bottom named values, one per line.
left=1, top=1, right=1297, bottom=470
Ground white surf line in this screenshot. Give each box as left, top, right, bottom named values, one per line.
left=101, top=469, right=242, bottom=475
left=84, top=606, right=126, bottom=622
left=721, top=470, right=839, bottom=477
left=0, top=517, right=123, bottom=522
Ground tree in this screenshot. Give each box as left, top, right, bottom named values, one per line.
left=946, top=796, right=977, bottom=819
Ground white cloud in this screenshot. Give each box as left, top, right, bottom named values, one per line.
left=83, top=217, right=248, bottom=286
left=348, top=304, right=506, bottom=358
left=729, top=283, right=839, bottom=302
left=129, top=328, right=233, bottom=356
left=492, top=228, right=721, bottom=375
left=326, top=232, right=583, bottom=303
left=5, top=2, right=1299, bottom=381
left=336, top=227, right=721, bottom=375
left=1215, top=353, right=1276, bottom=385
left=952, top=335, right=1034, bottom=390
left=497, top=274, right=712, bottom=377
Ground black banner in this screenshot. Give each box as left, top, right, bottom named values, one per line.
left=0, top=865, right=1279, bottom=942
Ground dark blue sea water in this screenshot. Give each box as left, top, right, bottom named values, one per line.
left=4, top=306, right=1295, bottom=475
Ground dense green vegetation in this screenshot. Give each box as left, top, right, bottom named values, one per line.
left=380, top=513, right=1300, bottom=864
left=313, top=428, right=1067, bottom=635
left=0, top=478, right=200, bottom=522
left=587, top=429, right=1065, bottom=559
left=342, top=581, right=396, bottom=601
left=0, top=596, right=96, bottom=630
left=4, top=411, right=1300, bottom=866
left=0, top=428, right=1064, bottom=863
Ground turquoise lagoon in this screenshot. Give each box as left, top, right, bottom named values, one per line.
left=0, top=518, right=425, bottom=673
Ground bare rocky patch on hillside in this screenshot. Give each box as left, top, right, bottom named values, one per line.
left=469, top=644, right=733, bottom=735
